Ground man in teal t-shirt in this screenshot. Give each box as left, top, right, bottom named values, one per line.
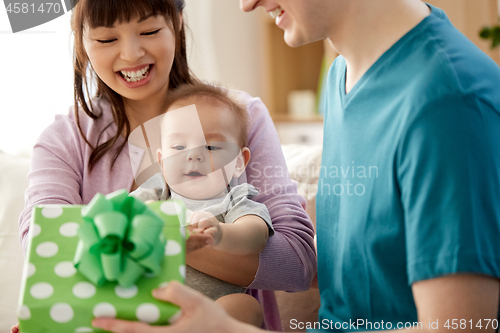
left=92, top=1, right=500, bottom=333
left=316, top=3, right=500, bottom=331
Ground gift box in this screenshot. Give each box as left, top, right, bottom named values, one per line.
left=17, top=190, right=187, bottom=333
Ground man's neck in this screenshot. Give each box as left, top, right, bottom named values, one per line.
left=327, top=0, right=431, bottom=94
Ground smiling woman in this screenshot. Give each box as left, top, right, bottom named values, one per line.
left=17, top=0, right=316, bottom=331
left=71, top=0, right=191, bottom=172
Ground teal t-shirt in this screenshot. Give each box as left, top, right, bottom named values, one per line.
left=315, top=4, right=500, bottom=332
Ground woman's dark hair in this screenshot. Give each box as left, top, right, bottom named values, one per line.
left=71, top=0, right=195, bottom=173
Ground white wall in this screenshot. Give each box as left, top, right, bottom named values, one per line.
left=0, top=12, right=74, bottom=156
left=184, top=0, right=263, bottom=97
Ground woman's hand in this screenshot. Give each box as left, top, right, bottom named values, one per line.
left=91, top=281, right=258, bottom=333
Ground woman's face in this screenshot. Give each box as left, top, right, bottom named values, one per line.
left=83, top=15, right=176, bottom=104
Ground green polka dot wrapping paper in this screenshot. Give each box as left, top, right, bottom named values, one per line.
left=17, top=196, right=187, bottom=333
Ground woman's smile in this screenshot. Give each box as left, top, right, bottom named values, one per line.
left=83, top=15, right=176, bottom=104
left=118, top=64, right=151, bottom=82
left=116, top=64, right=154, bottom=88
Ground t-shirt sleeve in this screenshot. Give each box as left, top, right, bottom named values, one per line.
left=398, top=94, right=500, bottom=285
left=224, top=184, right=275, bottom=237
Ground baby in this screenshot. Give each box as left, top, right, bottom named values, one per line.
left=130, top=82, right=274, bottom=327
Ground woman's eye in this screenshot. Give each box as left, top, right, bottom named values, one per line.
left=97, top=39, right=116, bottom=44
left=205, top=145, right=220, bottom=151
left=142, top=29, right=161, bottom=36
left=172, top=145, right=186, bottom=150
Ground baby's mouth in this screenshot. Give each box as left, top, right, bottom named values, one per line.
left=185, top=171, right=205, bottom=179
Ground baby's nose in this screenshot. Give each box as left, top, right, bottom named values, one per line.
left=186, top=147, right=205, bottom=161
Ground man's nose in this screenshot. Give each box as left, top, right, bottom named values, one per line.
left=186, top=147, right=205, bottom=162
left=240, top=0, right=260, bottom=12
left=119, top=38, right=145, bottom=63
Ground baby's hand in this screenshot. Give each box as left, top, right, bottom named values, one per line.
left=189, top=211, right=222, bottom=247
left=185, top=232, right=212, bottom=253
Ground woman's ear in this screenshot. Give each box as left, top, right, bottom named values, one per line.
left=232, top=148, right=251, bottom=178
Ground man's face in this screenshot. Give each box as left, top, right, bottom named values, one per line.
left=240, top=0, right=340, bottom=47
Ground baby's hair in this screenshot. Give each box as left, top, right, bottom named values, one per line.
left=165, top=83, right=248, bottom=148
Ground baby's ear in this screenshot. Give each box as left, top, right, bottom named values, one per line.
left=156, top=148, right=163, bottom=167
left=233, top=148, right=250, bottom=178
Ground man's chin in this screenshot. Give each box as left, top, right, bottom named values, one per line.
left=284, top=32, right=318, bottom=48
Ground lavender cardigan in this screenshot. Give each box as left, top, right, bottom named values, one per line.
left=19, top=90, right=316, bottom=331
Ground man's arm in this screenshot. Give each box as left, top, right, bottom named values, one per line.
left=358, top=274, right=500, bottom=333
left=411, top=274, right=499, bottom=332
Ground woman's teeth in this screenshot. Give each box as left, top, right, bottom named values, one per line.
left=269, top=7, right=283, bottom=19
left=120, top=65, right=150, bottom=82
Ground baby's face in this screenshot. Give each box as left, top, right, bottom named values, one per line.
left=157, top=101, right=246, bottom=200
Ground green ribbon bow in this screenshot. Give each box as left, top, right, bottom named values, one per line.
left=73, top=190, right=166, bottom=288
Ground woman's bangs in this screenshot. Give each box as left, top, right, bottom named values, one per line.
left=83, top=0, right=174, bottom=28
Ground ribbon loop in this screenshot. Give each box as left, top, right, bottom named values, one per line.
left=73, top=189, right=166, bottom=288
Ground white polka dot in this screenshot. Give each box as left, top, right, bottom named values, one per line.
left=143, top=272, right=156, bottom=278
left=136, top=303, right=160, bottom=323
left=30, top=223, right=41, bottom=238
left=160, top=201, right=182, bottom=216
left=50, top=303, right=74, bottom=323
left=36, top=242, right=58, bottom=257
left=18, top=305, right=31, bottom=320
left=114, top=285, right=138, bottom=299
left=30, top=282, right=54, bottom=299
left=93, top=303, right=117, bottom=318
left=27, top=263, right=36, bottom=278
left=55, top=261, right=77, bottom=278
left=179, top=226, right=186, bottom=238
left=72, top=282, right=96, bottom=299
left=59, top=222, right=80, bottom=237
left=179, top=265, right=185, bottom=279
left=75, top=327, right=93, bottom=333
left=169, top=310, right=182, bottom=324
left=41, top=206, right=64, bottom=219
left=158, top=282, right=169, bottom=288
left=165, top=240, right=181, bottom=256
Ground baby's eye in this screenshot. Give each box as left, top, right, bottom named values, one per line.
left=142, top=28, right=161, bottom=36
left=205, top=145, right=220, bottom=151
left=172, top=145, right=186, bottom=150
